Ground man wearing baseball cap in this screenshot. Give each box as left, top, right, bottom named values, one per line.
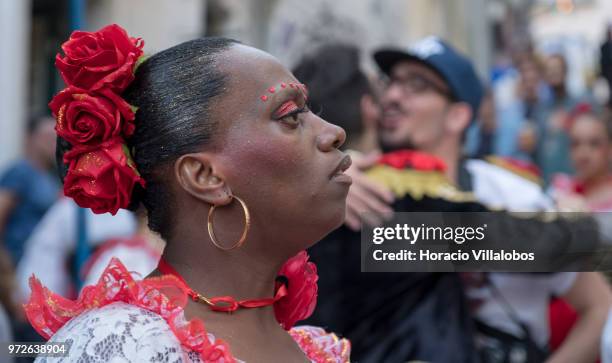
left=334, top=37, right=609, bottom=363
left=369, top=36, right=548, bottom=210
left=374, top=35, right=483, bottom=161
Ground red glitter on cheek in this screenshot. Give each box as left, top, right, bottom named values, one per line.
left=260, top=95, right=268, bottom=102
left=268, top=87, right=276, bottom=93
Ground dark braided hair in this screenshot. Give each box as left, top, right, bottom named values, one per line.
left=56, top=37, right=238, bottom=240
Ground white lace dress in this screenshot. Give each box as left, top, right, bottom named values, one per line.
left=36, top=302, right=207, bottom=363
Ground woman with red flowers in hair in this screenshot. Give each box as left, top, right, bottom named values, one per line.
left=550, top=104, right=612, bottom=212
left=25, top=24, right=351, bottom=362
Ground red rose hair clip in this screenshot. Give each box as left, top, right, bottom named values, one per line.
left=49, top=24, right=145, bottom=215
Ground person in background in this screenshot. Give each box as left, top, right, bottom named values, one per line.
left=17, top=197, right=136, bottom=301
left=600, top=25, right=612, bottom=108
left=12, top=197, right=136, bottom=357
left=80, top=208, right=164, bottom=288
left=545, top=54, right=572, bottom=105
left=292, top=43, right=380, bottom=154
left=494, top=54, right=549, bottom=161
left=535, top=54, right=583, bottom=184
left=551, top=104, right=612, bottom=211
left=465, top=88, right=496, bottom=158
left=336, top=36, right=612, bottom=362
left=545, top=104, right=612, bottom=361
left=0, top=116, right=59, bottom=266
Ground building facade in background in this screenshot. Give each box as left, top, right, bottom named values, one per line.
left=6, top=0, right=607, bottom=172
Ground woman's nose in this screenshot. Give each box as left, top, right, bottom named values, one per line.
left=317, top=121, right=346, bottom=152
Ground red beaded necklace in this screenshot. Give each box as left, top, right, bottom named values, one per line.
left=157, top=258, right=288, bottom=313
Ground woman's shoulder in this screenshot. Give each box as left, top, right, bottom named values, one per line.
left=289, top=325, right=351, bottom=363
left=39, top=301, right=193, bottom=362
left=53, top=301, right=171, bottom=335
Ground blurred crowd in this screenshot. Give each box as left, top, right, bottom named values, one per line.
left=295, top=30, right=612, bottom=363
left=3, top=19, right=612, bottom=363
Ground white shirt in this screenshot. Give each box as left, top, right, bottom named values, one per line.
left=465, top=159, right=554, bottom=211
left=17, top=197, right=136, bottom=301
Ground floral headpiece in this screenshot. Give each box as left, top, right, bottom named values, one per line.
left=49, top=24, right=145, bottom=215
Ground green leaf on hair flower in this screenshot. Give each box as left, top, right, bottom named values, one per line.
left=133, top=55, right=149, bottom=74
left=129, top=104, right=139, bottom=113
left=122, top=144, right=141, bottom=176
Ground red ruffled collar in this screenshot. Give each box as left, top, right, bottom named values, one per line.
left=24, top=253, right=343, bottom=362
left=26, top=257, right=233, bottom=361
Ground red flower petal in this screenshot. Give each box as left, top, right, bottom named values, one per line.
left=274, top=251, right=318, bottom=330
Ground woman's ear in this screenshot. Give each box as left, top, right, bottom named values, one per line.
left=174, top=153, right=232, bottom=206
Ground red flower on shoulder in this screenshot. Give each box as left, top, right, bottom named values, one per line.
left=274, top=251, right=318, bottom=330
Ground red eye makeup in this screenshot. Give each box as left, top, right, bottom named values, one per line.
left=274, top=100, right=300, bottom=119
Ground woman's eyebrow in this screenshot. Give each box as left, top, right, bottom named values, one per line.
left=259, top=82, right=308, bottom=102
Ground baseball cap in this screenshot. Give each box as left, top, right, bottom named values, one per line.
left=374, top=36, right=483, bottom=118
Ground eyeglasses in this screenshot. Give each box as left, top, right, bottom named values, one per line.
left=382, top=73, right=455, bottom=100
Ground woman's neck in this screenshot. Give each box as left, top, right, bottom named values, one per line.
left=581, top=171, right=612, bottom=194
left=160, top=233, right=283, bottom=329
left=426, top=141, right=460, bottom=185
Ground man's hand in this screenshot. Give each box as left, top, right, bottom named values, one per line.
left=344, top=151, right=394, bottom=231
left=546, top=272, right=612, bottom=363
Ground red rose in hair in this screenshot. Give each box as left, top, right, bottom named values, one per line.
left=63, top=141, right=144, bottom=215
left=49, top=86, right=135, bottom=146
left=55, top=24, right=144, bottom=92
left=274, top=251, right=318, bottom=330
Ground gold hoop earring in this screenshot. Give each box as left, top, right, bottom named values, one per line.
left=207, top=195, right=250, bottom=251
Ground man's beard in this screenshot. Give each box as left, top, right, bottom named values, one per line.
left=378, top=133, right=416, bottom=153
left=379, top=103, right=417, bottom=153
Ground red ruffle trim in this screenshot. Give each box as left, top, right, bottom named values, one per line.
left=24, top=257, right=350, bottom=363
left=24, top=257, right=236, bottom=362
left=290, top=326, right=351, bottom=363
